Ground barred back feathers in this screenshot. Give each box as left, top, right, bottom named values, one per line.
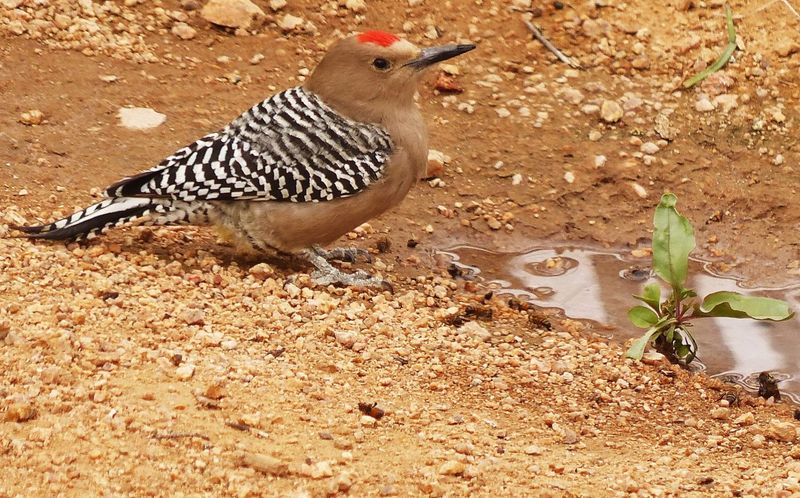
left=16, top=87, right=394, bottom=241
left=108, top=87, right=394, bottom=204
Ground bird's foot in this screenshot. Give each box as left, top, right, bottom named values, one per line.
left=304, top=249, right=392, bottom=291
left=311, top=245, right=372, bottom=264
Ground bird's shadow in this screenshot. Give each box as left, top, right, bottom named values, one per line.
left=31, top=226, right=308, bottom=276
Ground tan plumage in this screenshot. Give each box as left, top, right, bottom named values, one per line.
left=12, top=31, right=476, bottom=288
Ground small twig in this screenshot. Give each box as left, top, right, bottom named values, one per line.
left=225, top=421, right=252, bottom=431
left=0, top=132, right=19, bottom=147
left=521, top=18, right=582, bottom=69
left=225, top=421, right=270, bottom=439
left=683, top=5, right=737, bottom=88
left=781, top=0, right=800, bottom=19
left=152, top=431, right=210, bottom=441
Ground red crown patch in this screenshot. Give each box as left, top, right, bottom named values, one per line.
left=357, top=30, right=400, bottom=47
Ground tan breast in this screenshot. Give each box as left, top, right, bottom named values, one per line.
left=211, top=106, right=428, bottom=253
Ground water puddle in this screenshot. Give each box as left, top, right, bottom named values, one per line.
left=443, top=244, right=800, bottom=402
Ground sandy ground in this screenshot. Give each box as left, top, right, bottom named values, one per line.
left=2, top=0, right=800, bottom=496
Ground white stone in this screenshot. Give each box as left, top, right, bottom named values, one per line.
left=640, top=142, right=659, bottom=155
left=594, top=155, right=607, bottom=167
left=440, top=63, right=459, bottom=75
left=175, top=364, right=195, bottom=380
left=766, top=419, right=797, bottom=442
left=630, top=182, right=648, bottom=198
left=524, top=445, right=543, bottom=455
left=713, top=94, right=738, bottom=113
left=438, top=460, right=465, bottom=476
left=171, top=22, right=197, bottom=40
left=19, top=110, right=44, bottom=126
left=458, top=321, right=491, bottom=342
left=695, top=96, right=715, bottom=112
left=581, top=104, right=600, bottom=115
left=277, top=13, right=304, bottom=31
left=559, top=88, right=584, bottom=105
left=344, top=0, right=366, bottom=11
left=118, top=107, right=166, bottom=130
left=335, top=330, right=357, bottom=348
left=424, top=25, right=439, bottom=39
left=600, top=100, right=623, bottom=122
left=201, top=0, right=266, bottom=29
left=360, top=415, right=378, bottom=427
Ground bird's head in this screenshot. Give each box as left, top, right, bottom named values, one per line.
left=306, top=31, right=476, bottom=120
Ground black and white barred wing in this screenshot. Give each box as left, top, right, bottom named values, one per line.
left=107, top=87, right=395, bottom=203
left=15, top=87, right=393, bottom=241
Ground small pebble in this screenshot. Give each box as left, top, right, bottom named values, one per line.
left=360, top=415, right=378, bottom=427
left=600, top=100, right=623, bottom=123
left=439, top=460, right=465, bottom=476
left=176, top=364, right=196, bottom=380
left=19, top=110, right=44, bottom=126
left=238, top=453, right=289, bottom=476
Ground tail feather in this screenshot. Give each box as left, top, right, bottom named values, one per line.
left=11, top=198, right=210, bottom=241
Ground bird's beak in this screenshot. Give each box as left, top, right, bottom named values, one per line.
left=404, top=43, right=476, bottom=70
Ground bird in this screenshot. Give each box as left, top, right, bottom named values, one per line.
left=11, top=31, right=476, bottom=288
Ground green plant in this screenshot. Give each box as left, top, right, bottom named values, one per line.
left=626, top=193, right=795, bottom=364
left=682, top=4, right=736, bottom=89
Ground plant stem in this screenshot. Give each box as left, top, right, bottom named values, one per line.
left=673, top=289, right=683, bottom=323
left=682, top=5, right=736, bottom=88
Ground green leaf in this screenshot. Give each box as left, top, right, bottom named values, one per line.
left=625, top=326, right=662, bottom=360
left=682, top=5, right=737, bottom=88
left=634, top=283, right=661, bottom=311
left=652, top=193, right=695, bottom=288
left=697, top=291, right=795, bottom=321
left=628, top=306, right=659, bottom=328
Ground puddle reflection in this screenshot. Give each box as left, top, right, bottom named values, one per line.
left=444, top=245, right=800, bottom=402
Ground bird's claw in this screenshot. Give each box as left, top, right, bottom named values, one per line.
left=311, top=268, right=393, bottom=292
left=312, top=245, right=372, bottom=264
left=304, top=248, right=390, bottom=292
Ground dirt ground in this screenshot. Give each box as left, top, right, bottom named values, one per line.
left=2, top=0, right=800, bottom=496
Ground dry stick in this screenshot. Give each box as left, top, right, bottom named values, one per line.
left=152, top=431, right=211, bottom=441
left=683, top=5, right=737, bottom=88
left=780, top=0, right=800, bottom=19
left=225, top=421, right=252, bottom=431
left=521, top=18, right=582, bottom=69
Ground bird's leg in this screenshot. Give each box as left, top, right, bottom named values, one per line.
left=310, top=244, right=372, bottom=264
left=304, top=247, right=391, bottom=291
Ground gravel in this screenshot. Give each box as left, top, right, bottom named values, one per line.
left=3, top=0, right=800, bottom=495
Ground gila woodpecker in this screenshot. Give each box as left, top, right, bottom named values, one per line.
left=12, top=31, right=476, bottom=288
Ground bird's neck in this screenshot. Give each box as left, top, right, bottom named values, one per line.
left=303, top=86, right=428, bottom=179
left=310, top=91, right=414, bottom=125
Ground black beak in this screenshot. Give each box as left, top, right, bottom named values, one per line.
left=404, top=43, right=476, bottom=69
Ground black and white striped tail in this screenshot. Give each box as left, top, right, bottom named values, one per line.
left=11, top=197, right=209, bottom=241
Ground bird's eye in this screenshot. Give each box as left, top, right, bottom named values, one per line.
left=372, top=58, right=392, bottom=71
